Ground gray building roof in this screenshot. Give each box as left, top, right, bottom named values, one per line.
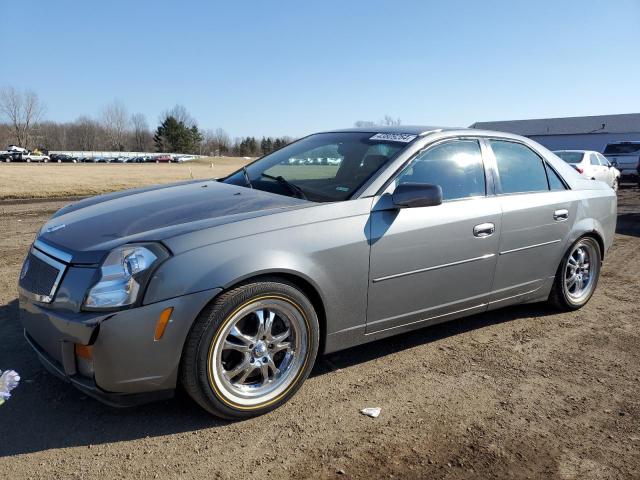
left=470, top=113, right=640, bottom=136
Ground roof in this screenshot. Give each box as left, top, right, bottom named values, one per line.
left=553, top=150, right=598, bottom=153
left=326, top=125, right=456, bottom=136
left=470, top=113, right=640, bottom=136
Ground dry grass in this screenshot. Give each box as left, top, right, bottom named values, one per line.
left=0, top=157, right=252, bottom=200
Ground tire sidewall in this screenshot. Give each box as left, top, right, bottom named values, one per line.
left=190, top=281, right=319, bottom=419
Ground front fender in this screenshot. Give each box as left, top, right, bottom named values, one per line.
left=143, top=205, right=373, bottom=340
left=145, top=244, right=330, bottom=307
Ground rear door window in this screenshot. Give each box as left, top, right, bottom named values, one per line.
left=490, top=140, right=549, bottom=194
left=590, top=154, right=601, bottom=166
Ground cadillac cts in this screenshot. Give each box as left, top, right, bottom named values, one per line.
left=19, top=127, right=616, bottom=419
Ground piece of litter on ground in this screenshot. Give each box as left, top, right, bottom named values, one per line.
left=360, top=407, right=381, bottom=418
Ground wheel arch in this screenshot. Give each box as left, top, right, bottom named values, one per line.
left=190, top=269, right=328, bottom=356
left=568, top=217, right=609, bottom=262
left=229, top=271, right=328, bottom=355
left=585, top=229, right=605, bottom=261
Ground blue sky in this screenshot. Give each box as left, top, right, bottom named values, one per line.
left=2, top=0, right=639, bottom=137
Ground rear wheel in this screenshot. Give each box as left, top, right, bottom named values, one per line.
left=180, top=279, right=319, bottom=419
left=548, top=236, right=601, bottom=311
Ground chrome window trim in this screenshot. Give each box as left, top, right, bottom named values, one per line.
left=19, top=247, right=67, bottom=303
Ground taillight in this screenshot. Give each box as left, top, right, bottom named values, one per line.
left=572, top=165, right=584, bottom=174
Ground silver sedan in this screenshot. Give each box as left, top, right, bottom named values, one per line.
left=19, top=126, right=616, bottom=418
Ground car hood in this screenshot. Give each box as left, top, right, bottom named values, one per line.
left=38, top=180, right=309, bottom=264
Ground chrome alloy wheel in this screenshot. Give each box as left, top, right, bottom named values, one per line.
left=210, top=298, right=307, bottom=407
left=564, top=240, right=599, bottom=304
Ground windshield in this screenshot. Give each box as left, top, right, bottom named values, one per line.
left=603, top=143, right=640, bottom=155
left=223, top=132, right=411, bottom=201
left=555, top=151, right=584, bottom=163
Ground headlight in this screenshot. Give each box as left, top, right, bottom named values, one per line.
left=83, top=243, right=169, bottom=310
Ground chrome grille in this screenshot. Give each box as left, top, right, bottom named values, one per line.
left=18, top=246, right=67, bottom=303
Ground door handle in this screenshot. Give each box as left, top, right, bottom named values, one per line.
left=473, top=222, right=495, bottom=238
left=553, top=209, right=569, bottom=221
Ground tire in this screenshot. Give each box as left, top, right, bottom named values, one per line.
left=612, top=178, right=619, bottom=192
left=180, top=279, right=319, bottom=419
left=548, top=236, right=601, bottom=311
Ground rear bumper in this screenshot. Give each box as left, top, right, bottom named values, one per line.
left=19, top=287, right=222, bottom=406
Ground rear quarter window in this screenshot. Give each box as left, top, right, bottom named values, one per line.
left=545, top=163, right=567, bottom=191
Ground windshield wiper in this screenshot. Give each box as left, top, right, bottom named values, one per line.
left=261, top=173, right=308, bottom=200
left=242, top=166, right=253, bottom=189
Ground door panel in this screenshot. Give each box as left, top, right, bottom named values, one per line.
left=491, top=190, right=576, bottom=301
left=367, top=196, right=501, bottom=333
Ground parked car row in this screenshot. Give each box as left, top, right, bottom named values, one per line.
left=0, top=152, right=198, bottom=163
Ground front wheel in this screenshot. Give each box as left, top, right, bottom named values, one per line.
left=180, top=279, right=319, bottom=419
left=612, top=178, right=619, bottom=192
left=548, top=236, right=601, bottom=311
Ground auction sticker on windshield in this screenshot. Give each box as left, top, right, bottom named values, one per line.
left=369, top=133, right=417, bottom=143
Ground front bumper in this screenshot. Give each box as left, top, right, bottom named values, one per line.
left=24, top=331, right=173, bottom=407
left=19, top=287, right=222, bottom=406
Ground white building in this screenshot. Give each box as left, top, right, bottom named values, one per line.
left=471, top=113, right=640, bottom=153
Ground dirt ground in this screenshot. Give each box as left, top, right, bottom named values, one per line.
left=0, top=188, right=638, bottom=479
left=0, top=157, right=250, bottom=200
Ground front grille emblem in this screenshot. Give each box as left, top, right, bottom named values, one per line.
left=19, top=258, right=30, bottom=280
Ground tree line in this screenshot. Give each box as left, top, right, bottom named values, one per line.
left=0, top=86, right=399, bottom=156
left=0, top=87, right=292, bottom=156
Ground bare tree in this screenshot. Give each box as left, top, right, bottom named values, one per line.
left=74, top=116, right=100, bottom=151
left=101, top=100, right=129, bottom=151
left=161, top=104, right=197, bottom=128
left=381, top=115, right=401, bottom=126
left=214, top=127, right=231, bottom=155
left=353, top=120, right=377, bottom=128
left=0, top=86, right=46, bottom=148
left=131, top=112, right=151, bottom=151
left=354, top=115, right=401, bottom=128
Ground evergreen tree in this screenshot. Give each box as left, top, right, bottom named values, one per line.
left=153, top=115, right=202, bottom=153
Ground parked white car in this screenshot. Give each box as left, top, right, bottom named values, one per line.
left=554, top=150, right=620, bottom=191
left=22, top=152, right=51, bottom=163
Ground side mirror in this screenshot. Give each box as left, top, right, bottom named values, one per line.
left=392, top=183, right=443, bottom=208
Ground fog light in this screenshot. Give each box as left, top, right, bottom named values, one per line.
left=154, top=307, right=174, bottom=341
